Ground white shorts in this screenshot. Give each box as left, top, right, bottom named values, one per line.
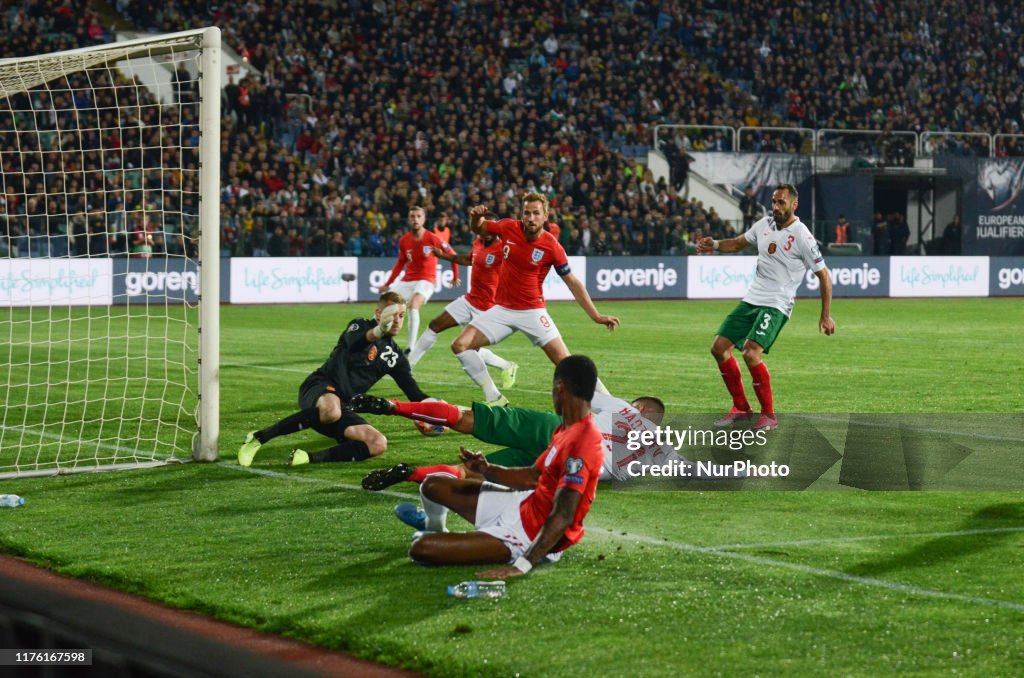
left=475, top=482, right=561, bottom=563
left=443, top=296, right=486, bottom=326
left=470, top=304, right=561, bottom=347
left=389, top=279, right=435, bottom=304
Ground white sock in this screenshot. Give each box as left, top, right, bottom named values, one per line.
left=456, top=350, right=502, bottom=401
left=478, top=347, right=511, bottom=370
left=419, top=485, right=448, bottom=532
left=408, top=328, right=438, bottom=367
left=595, top=377, right=610, bottom=395
left=408, top=308, right=421, bottom=347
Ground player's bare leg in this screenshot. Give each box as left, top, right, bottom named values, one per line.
left=416, top=474, right=483, bottom=532
left=408, top=311, right=458, bottom=366
left=409, top=531, right=512, bottom=566
left=711, top=336, right=753, bottom=427
left=451, top=325, right=505, bottom=404
left=741, top=339, right=777, bottom=430
left=406, top=292, right=428, bottom=349
left=540, top=338, right=609, bottom=394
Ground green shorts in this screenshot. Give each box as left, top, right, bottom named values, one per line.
left=716, top=301, right=789, bottom=353
left=471, top=401, right=560, bottom=468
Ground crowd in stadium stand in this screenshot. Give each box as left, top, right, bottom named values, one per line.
left=3, top=0, right=1023, bottom=258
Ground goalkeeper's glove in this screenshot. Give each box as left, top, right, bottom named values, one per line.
left=371, top=303, right=403, bottom=340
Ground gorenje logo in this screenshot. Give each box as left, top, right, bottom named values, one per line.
left=998, top=267, right=1024, bottom=289
left=805, top=263, right=881, bottom=290
left=595, top=263, right=678, bottom=292
left=125, top=271, right=198, bottom=296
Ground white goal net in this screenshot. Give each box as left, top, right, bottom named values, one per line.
left=0, top=29, right=220, bottom=478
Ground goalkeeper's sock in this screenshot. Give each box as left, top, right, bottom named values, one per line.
left=408, top=328, right=438, bottom=367
left=719, top=357, right=751, bottom=412
left=308, top=440, right=372, bottom=463
left=409, top=464, right=463, bottom=483
left=257, top=407, right=319, bottom=443
left=420, top=482, right=449, bottom=532
left=749, top=361, right=774, bottom=415
left=408, top=308, right=421, bottom=347
left=393, top=400, right=463, bottom=427
left=478, top=348, right=511, bottom=370
left=456, top=349, right=502, bottom=401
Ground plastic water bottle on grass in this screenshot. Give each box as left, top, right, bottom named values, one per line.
left=447, top=581, right=506, bottom=598
left=0, top=494, right=25, bottom=507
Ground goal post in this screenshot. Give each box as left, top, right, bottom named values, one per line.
left=0, top=28, right=220, bottom=478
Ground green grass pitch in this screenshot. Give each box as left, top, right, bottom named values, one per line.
left=1, top=297, right=1023, bottom=676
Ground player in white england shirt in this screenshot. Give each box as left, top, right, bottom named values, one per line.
left=697, top=184, right=836, bottom=432
left=355, top=391, right=689, bottom=491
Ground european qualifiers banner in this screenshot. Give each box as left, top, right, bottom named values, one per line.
left=796, top=256, right=889, bottom=298
left=990, top=257, right=1024, bottom=296
left=585, top=256, right=686, bottom=299
left=950, top=156, right=1024, bottom=255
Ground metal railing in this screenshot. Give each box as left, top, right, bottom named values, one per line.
left=649, top=125, right=1017, bottom=159
left=737, top=126, right=815, bottom=154
left=815, top=129, right=918, bottom=166
left=653, top=124, right=736, bottom=152
left=919, top=131, right=992, bottom=158
left=994, top=133, right=1024, bottom=156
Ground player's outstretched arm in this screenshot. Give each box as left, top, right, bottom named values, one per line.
left=379, top=255, right=406, bottom=291
left=696, top=235, right=750, bottom=254
left=815, top=268, right=836, bottom=335
left=469, top=204, right=490, bottom=235
left=433, top=246, right=473, bottom=266
left=477, top=487, right=581, bottom=579
left=563, top=273, right=620, bottom=330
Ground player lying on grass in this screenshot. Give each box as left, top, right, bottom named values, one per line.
left=353, top=390, right=682, bottom=491
left=237, top=292, right=436, bottom=467
left=405, top=355, right=603, bottom=576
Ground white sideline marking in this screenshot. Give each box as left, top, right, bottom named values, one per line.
left=220, top=463, right=416, bottom=501
left=789, top=413, right=1024, bottom=443
left=222, top=360, right=558, bottom=396
left=588, top=527, right=1024, bottom=613
left=712, top=526, right=1024, bottom=550
left=0, top=424, right=172, bottom=456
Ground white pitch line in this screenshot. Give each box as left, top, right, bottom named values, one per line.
left=219, top=462, right=417, bottom=501
left=0, top=423, right=174, bottom=457
left=222, top=360, right=557, bottom=396
left=789, top=413, right=1024, bottom=443
left=588, top=527, right=1024, bottom=613
left=712, top=526, right=1024, bottom=550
